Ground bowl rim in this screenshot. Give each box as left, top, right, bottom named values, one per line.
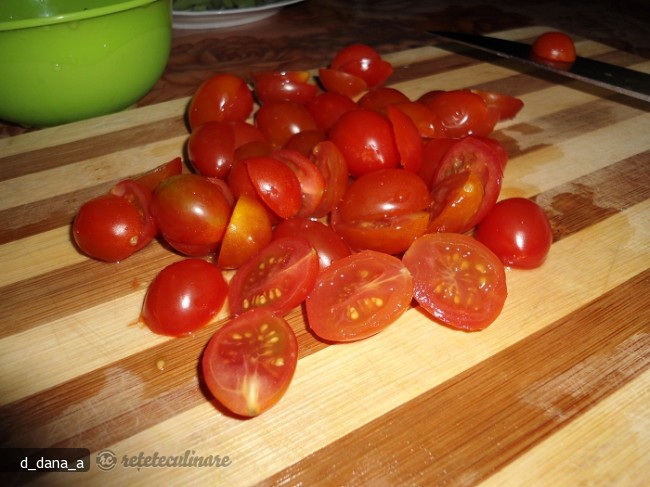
left=0, top=0, right=166, bottom=32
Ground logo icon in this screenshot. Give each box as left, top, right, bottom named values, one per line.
left=95, top=450, right=117, bottom=471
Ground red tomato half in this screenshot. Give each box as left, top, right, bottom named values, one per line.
left=331, top=43, right=393, bottom=88
left=255, top=100, right=318, bottom=148
left=318, top=68, right=368, bottom=98
left=134, top=157, right=183, bottom=193
left=141, top=259, right=228, bottom=337
left=306, top=250, right=413, bottom=342
left=252, top=70, right=318, bottom=105
left=531, top=31, right=576, bottom=66
left=402, top=233, right=507, bottom=331
left=421, top=89, right=495, bottom=138
left=472, top=90, right=524, bottom=121
left=475, top=197, right=553, bottom=269
left=188, top=73, right=254, bottom=130
left=187, top=121, right=236, bottom=178
left=202, top=308, right=298, bottom=417
left=228, top=237, right=319, bottom=316
left=306, top=91, right=358, bottom=133
left=246, top=156, right=303, bottom=219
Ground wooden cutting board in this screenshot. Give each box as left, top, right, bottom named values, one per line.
left=1, top=26, right=649, bottom=486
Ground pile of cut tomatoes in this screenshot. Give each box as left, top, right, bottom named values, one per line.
left=72, top=43, right=552, bottom=417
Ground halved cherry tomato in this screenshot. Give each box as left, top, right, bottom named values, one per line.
left=433, top=136, right=504, bottom=228
left=271, top=149, right=325, bottom=218
left=387, top=104, right=424, bottom=172
left=141, top=258, right=228, bottom=337
left=428, top=170, right=485, bottom=234
left=421, top=89, right=495, bottom=138
left=228, top=237, right=319, bottom=316
left=218, top=195, right=273, bottom=270
left=417, top=137, right=457, bottom=189
left=531, top=31, right=576, bottom=66
left=255, top=100, right=318, bottom=148
left=328, top=108, right=401, bottom=177
left=357, top=87, right=410, bottom=115
left=306, top=250, right=413, bottom=342
left=318, top=68, right=367, bottom=98
left=391, top=101, right=441, bottom=139
left=306, top=91, right=358, bottom=133
left=188, top=73, right=254, bottom=130
left=475, top=197, right=553, bottom=269
left=402, top=232, right=507, bottom=331
left=246, top=156, right=303, bottom=219
left=110, top=179, right=157, bottom=251
left=338, top=168, right=431, bottom=223
left=283, top=130, right=327, bottom=156
left=472, top=89, right=524, bottom=121
left=331, top=207, right=429, bottom=255
left=309, top=140, right=349, bottom=217
left=331, top=43, right=393, bottom=88
left=252, top=70, right=318, bottom=105
left=151, top=174, right=232, bottom=256
left=187, top=121, right=236, bottom=179
left=202, top=308, right=298, bottom=417
left=229, top=121, right=268, bottom=149
left=273, top=217, right=351, bottom=270
left=134, top=157, right=183, bottom=193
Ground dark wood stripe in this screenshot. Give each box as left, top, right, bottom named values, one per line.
left=258, top=269, right=650, bottom=487
left=0, top=116, right=186, bottom=182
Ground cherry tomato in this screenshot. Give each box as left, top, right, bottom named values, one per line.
left=228, top=236, right=319, bottom=316
left=391, top=101, right=441, bottom=139
left=428, top=170, right=485, bottom=234
left=357, top=87, right=410, bottom=115
left=187, top=121, right=236, bottom=179
left=475, top=197, right=553, bottom=269
left=271, top=149, right=325, bottom=218
left=417, top=137, right=457, bottom=189
left=110, top=179, right=157, bottom=248
left=245, top=156, right=303, bottom=219
left=331, top=207, right=430, bottom=255
left=141, top=258, right=228, bottom=337
left=306, top=91, right=358, bottom=133
left=318, top=68, right=367, bottom=98
left=134, top=157, right=183, bottom=193
left=306, top=250, right=413, bottom=342
left=73, top=193, right=148, bottom=262
left=338, top=168, right=431, bottom=222
left=202, top=308, right=298, bottom=417
left=255, top=100, right=318, bottom=148
left=252, top=70, right=318, bottom=105
left=402, top=232, right=507, bottom=331
left=472, top=89, right=524, bottom=121
left=331, top=43, right=393, bottom=88
left=273, top=218, right=351, bottom=270
left=433, top=136, right=504, bottom=228
left=531, top=31, right=576, bottom=66
left=188, top=73, right=254, bottom=130
left=421, top=89, right=495, bottom=138
left=282, top=130, right=327, bottom=157
left=387, top=104, right=424, bottom=172
left=218, top=195, right=273, bottom=270
left=328, top=108, right=401, bottom=177
left=309, top=140, right=349, bottom=218
left=151, top=174, right=232, bottom=256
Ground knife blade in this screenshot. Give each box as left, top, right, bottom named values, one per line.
left=430, top=31, right=650, bottom=103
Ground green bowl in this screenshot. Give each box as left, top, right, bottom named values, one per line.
left=0, top=0, right=172, bottom=127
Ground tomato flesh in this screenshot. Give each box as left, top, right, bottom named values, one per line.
left=402, top=233, right=507, bottom=331
left=306, top=250, right=413, bottom=342
left=228, top=237, right=319, bottom=316
left=202, top=308, right=298, bottom=417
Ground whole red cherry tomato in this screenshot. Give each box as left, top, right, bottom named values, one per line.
left=188, top=73, right=254, bottom=130
left=475, top=197, right=553, bottom=269
left=141, top=258, right=228, bottom=337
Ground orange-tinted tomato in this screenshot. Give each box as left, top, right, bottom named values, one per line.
left=306, top=250, right=413, bottom=342
left=141, top=258, right=228, bottom=337
left=228, top=237, right=319, bottom=316
left=218, top=195, right=273, bottom=270
left=402, top=232, right=507, bottom=331
left=202, top=308, right=298, bottom=417
left=188, top=73, right=254, bottom=130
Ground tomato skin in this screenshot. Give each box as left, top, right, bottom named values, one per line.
left=331, top=43, right=393, bottom=88
left=134, top=156, right=183, bottom=193
left=387, top=104, right=424, bottom=172
left=272, top=149, right=325, bottom=218
left=73, top=193, right=147, bottom=262
left=531, top=31, right=576, bottom=66
left=357, top=87, right=410, bottom=115
left=472, top=90, right=524, bottom=121
left=188, top=73, right=254, bottom=130
left=202, top=308, right=298, bottom=417
left=110, top=179, right=157, bottom=251
left=283, top=130, right=326, bottom=157
left=306, top=250, right=413, bottom=342
left=252, top=70, right=318, bottom=105
left=402, top=232, right=507, bottom=331
left=318, top=68, right=367, bottom=98
left=421, top=89, right=495, bottom=138
left=273, top=218, right=351, bottom=270
left=309, top=140, right=349, bottom=218
left=228, top=236, right=320, bottom=316
left=306, top=91, right=358, bottom=133
left=255, top=100, right=318, bottom=148
left=418, top=137, right=457, bottom=189
left=218, top=195, right=273, bottom=270
left=338, top=168, right=431, bottom=222
left=141, top=258, right=228, bottom=337
left=246, top=156, right=303, bottom=219
left=187, top=121, right=236, bottom=179
left=151, top=174, right=232, bottom=256
left=328, top=108, right=401, bottom=177
left=428, top=170, right=485, bottom=234
left=391, top=101, right=441, bottom=139
left=475, top=197, right=553, bottom=269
